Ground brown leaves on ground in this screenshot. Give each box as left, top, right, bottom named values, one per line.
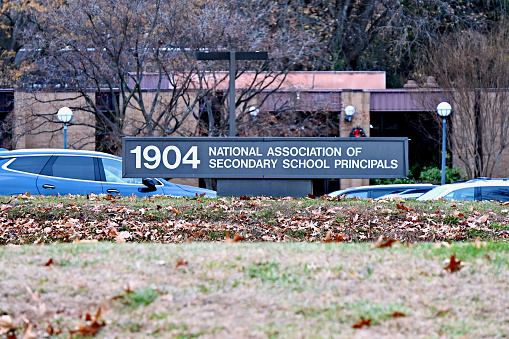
left=352, top=318, right=372, bottom=328
left=444, top=254, right=462, bottom=273
left=175, top=258, right=188, bottom=269
left=0, top=315, right=16, bottom=336
left=371, top=236, right=398, bottom=248
left=1, top=195, right=509, bottom=245
left=224, top=232, right=245, bottom=243
left=69, top=308, right=105, bottom=337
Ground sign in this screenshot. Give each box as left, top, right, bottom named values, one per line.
left=122, top=137, right=408, bottom=179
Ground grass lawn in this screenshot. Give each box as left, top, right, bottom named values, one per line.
left=1, top=195, right=508, bottom=338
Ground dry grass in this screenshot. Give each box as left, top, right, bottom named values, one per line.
left=1, top=241, right=508, bottom=338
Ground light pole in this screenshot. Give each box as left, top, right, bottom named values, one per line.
left=57, top=107, right=73, bottom=149
left=436, top=102, right=452, bottom=185
left=344, top=105, right=356, bottom=122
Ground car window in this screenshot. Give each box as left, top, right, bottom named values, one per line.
left=371, top=189, right=405, bottom=199
left=6, top=156, right=51, bottom=174
left=480, top=186, right=509, bottom=201
left=443, top=187, right=475, bottom=201
left=102, top=158, right=142, bottom=184
left=345, top=190, right=369, bottom=198
left=418, top=186, right=449, bottom=200
left=44, top=156, right=96, bottom=181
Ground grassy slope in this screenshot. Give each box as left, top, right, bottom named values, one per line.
left=1, top=242, right=508, bottom=338
left=1, top=195, right=509, bottom=338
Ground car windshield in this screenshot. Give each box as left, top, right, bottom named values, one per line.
left=417, top=186, right=450, bottom=200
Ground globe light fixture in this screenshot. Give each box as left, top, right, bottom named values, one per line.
left=57, top=107, right=73, bottom=149
left=436, top=102, right=452, bottom=185
left=344, top=105, right=356, bottom=122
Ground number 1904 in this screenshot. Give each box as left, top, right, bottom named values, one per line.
left=130, top=145, right=200, bottom=170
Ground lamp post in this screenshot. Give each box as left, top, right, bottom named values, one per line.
left=57, top=107, right=73, bottom=149
left=344, top=105, right=356, bottom=122
left=436, top=102, right=452, bottom=185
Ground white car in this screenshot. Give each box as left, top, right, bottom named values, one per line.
left=327, top=184, right=436, bottom=199
left=376, top=186, right=436, bottom=200
left=417, top=180, right=509, bottom=201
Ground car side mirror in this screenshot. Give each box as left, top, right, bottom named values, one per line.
left=140, top=178, right=158, bottom=192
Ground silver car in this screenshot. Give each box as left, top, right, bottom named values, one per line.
left=417, top=180, right=509, bottom=201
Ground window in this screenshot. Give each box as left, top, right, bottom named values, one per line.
left=345, top=190, right=369, bottom=199
left=371, top=189, right=405, bottom=199
left=95, top=91, right=120, bottom=154
left=7, top=156, right=51, bottom=174
left=443, top=187, right=475, bottom=201
left=0, top=91, right=14, bottom=149
left=0, top=91, right=14, bottom=114
left=101, top=158, right=141, bottom=184
left=198, top=91, right=224, bottom=136
left=480, top=186, right=509, bottom=202
left=96, top=91, right=119, bottom=113
left=43, top=156, right=96, bottom=181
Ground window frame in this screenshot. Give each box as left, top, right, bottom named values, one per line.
left=40, top=155, right=101, bottom=181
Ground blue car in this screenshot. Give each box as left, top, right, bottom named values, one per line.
left=0, top=148, right=216, bottom=197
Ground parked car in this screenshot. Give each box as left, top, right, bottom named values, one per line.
left=0, top=149, right=216, bottom=197
left=376, top=186, right=436, bottom=200
left=327, top=184, right=436, bottom=199
left=417, top=180, right=509, bottom=201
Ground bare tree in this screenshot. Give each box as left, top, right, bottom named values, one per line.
left=0, top=0, right=45, bottom=86
left=414, top=21, right=509, bottom=178
left=14, top=0, right=318, bottom=153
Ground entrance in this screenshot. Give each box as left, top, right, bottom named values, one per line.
left=370, top=111, right=442, bottom=178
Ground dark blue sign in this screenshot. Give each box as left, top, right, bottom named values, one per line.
left=122, top=137, right=408, bottom=179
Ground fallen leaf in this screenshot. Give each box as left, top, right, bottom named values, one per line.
left=390, top=311, right=406, bottom=317
left=22, top=318, right=37, bottom=339
left=26, top=286, right=41, bottom=302
left=0, top=315, right=16, bottom=335
left=371, top=236, right=398, bottom=248
left=435, top=308, right=450, bottom=317
left=396, top=203, right=410, bottom=211
left=70, top=320, right=104, bottom=337
left=70, top=308, right=105, bottom=337
left=233, top=234, right=245, bottom=242
left=444, top=254, right=462, bottom=273
left=175, top=258, right=188, bottom=269
left=73, top=239, right=99, bottom=244
left=46, top=323, right=61, bottom=336
left=352, top=318, right=372, bottom=328
left=43, top=258, right=61, bottom=267
left=224, top=232, right=234, bottom=243
left=324, top=230, right=332, bottom=243
left=114, top=231, right=131, bottom=243
left=477, top=214, right=489, bottom=223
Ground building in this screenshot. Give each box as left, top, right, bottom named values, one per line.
left=3, top=71, right=506, bottom=193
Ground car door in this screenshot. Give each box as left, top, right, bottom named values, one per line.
left=0, top=155, right=51, bottom=195
left=99, top=157, right=165, bottom=196
left=36, top=155, right=103, bottom=195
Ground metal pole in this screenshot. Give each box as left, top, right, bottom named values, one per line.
left=229, top=51, right=236, bottom=137
left=441, top=117, right=446, bottom=185
left=64, top=123, right=68, bottom=149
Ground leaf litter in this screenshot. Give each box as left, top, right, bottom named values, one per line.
left=0, top=195, right=509, bottom=337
